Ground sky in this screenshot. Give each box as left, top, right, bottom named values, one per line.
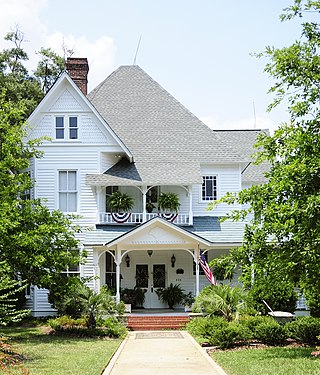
left=0, top=0, right=305, bottom=133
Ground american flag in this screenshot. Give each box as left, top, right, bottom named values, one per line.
left=199, top=251, right=217, bottom=285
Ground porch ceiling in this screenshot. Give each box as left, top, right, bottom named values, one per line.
left=86, top=158, right=202, bottom=186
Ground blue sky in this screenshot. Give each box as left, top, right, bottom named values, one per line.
left=0, top=1, right=303, bottom=132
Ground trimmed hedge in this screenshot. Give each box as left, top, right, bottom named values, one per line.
left=286, top=317, right=320, bottom=345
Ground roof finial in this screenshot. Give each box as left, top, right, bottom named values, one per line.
left=133, top=35, right=142, bottom=65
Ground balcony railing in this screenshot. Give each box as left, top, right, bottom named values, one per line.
left=99, top=212, right=190, bottom=225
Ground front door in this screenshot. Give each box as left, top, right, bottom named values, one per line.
left=135, top=263, right=166, bottom=308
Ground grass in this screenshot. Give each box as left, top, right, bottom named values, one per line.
left=1, top=326, right=122, bottom=374
left=211, top=346, right=320, bottom=375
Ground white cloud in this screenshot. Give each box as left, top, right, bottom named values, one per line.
left=46, top=32, right=116, bottom=91
left=0, top=0, right=116, bottom=91
left=201, top=115, right=278, bottom=134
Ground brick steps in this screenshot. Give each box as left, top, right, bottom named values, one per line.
left=127, top=315, right=189, bottom=331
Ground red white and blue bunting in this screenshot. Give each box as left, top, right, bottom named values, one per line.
left=159, top=213, right=178, bottom=222
left=111, top=212, right=132, bottom=223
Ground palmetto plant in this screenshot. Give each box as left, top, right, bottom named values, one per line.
left=107, top=191, right=134, bottom=213
left=193, top=284, right=247, bottom=321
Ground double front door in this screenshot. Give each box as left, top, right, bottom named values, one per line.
left=136, top=263, right=166, bottom=308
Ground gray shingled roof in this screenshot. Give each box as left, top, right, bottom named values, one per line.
left=86, top=158, right=202, bottom=186
left=214, top=129, right=270, bottom=183
left=87, top=66, right=245, bottom=185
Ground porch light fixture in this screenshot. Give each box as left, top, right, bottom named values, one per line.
left=147, top=250, right=153, bottom=257
left=125, top=254, right=130, bottom=267
left=171, top=254, right=176, bottom=268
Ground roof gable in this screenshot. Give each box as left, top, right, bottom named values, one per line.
left=106, top=217, right=211, bottom=249
left=28, top=72, right=133, bottom=160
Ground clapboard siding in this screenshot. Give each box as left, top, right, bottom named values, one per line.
left=192, top=164, right=241, bottom=216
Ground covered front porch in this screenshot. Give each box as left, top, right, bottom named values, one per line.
left=88, top=217, right=214, bottom=307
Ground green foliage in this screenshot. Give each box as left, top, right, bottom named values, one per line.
left=48, top=315, right=127, bottom=338
left=0, top=262, right=30, bottom=326
left=209, top=1, right=320, bottom=315
left=103, top=317, right=127, bottom=338
left=155, top=283, right=185, bottom=309
left=34, top=47, right=65, bottom=93
left=107, top=191, right=134, bottom=212
left=187, top=316, right=227, bottom=343
left=285, top=316, right=320, bottom=345
left=254, top=320, right=287, bottom=346
left=209, top=255, right=237, bottom=281
left=193, top=284, right=248, bottom=321
left=158, top=192, right=181, bottom=212
left=248, top=273, right=298, bottom=314
left=121, top=287, right=146, bottom=308
left=56, top=282, right=125, bottom=329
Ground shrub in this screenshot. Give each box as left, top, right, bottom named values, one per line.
left=193, top=284, right=248, bottom=320
left=187, top=316, right=227, bottom=343
left=255, top=319, right=287, bottom=345
left=103, top=317, right=127, bottom=338
left=248, top=275, right=298, bottom=314
left=209, top=321, right=252, bottom=349
left=238, top=315, right=275, bottom=334
left=285, top=317, right=320, bottom=345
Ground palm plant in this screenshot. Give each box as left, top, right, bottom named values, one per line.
left=193, top=284, right=247, bottom=321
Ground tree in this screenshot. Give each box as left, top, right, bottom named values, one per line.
left=34, top=48, right=65, bottom=94
left=209, top=1, right=320, bottom=315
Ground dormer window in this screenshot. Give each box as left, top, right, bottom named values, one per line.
left=55, top=116, right=78, bottom=140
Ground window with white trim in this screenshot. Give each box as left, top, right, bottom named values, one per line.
left=59, top=171, right=77, bottom=212
left=55, top=116, right=78, bottom=140
left=202, top=175, right=217, bottom=201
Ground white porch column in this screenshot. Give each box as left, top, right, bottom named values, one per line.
left=115, top=246, right=121, bottom=303
left=188, top=185, right=193, bottom=225
left=142, top=186, right=147, bottom=222
left=93, top=249, right=100, bottom=293
left=96, top=186, right=102, bottom=223
left=194, top=246, right=200, bottom=296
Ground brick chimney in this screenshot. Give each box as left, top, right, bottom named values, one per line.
left=66, top=57, right=89, bottom=95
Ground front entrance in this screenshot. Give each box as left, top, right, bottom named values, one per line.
left=136, top=263, right=166, bottom=308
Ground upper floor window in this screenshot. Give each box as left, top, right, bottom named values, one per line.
left=59, top=170, right=77, bottom=212
left=202, top=175, right=217, bottom=201
left=55, top=116, right=78, bottom=140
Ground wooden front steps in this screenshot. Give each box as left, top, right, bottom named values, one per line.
left=127, top=315, right=190, bottom=331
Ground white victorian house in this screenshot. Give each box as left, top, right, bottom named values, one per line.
left=26, top=58, right=268, bottom=316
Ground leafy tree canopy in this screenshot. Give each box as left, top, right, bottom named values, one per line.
left=209, top=0, right=320, bottom=315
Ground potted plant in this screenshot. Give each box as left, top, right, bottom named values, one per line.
left=156, top=283, right=185, bottom=309
left=146, top=201, right=155, bottom=213
left=107, top=191, right=134, bottom=213
left=183, top=292, right=195, bottom=312
left=158, top=192, right=180, bottom=213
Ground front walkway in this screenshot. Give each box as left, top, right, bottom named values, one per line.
left=103, top=330, right=227, bottom=375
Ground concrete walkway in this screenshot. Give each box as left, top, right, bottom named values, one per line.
left=103, top=330, right=227, bottom=375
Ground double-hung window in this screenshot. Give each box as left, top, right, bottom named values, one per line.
left=202, top=175, right=217, bottom=201
left=55, top=116, right=78, bottom=140
left=59, top=171, right=77, bottom=212
left=61, top=249, right=80, bottom=278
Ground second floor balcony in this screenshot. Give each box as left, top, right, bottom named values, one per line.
left=99, top=212, right=190, bottom=225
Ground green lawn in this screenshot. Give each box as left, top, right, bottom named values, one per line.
left=211, top=346, right=320, bottom=375
left=1, top=326, right=122, bottom=374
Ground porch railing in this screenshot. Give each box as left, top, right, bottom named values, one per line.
left=99, top=212, right=190, bottom=225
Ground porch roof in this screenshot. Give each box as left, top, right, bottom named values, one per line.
left=86, top=158, right=202, bottom=186
left=84, top=216, right=244, bottom=247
